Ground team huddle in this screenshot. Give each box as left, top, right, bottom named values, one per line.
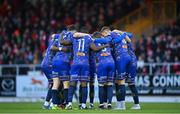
left=41, top=25, right=140, bottom=110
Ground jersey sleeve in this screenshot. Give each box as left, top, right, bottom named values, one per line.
left=51, top=34, right=60, bottom=47
left=86, top=35, right=93, bottom=45
left=63, top=31, right=74, bottom=42
left=94, top=36, right=112, bottom=44
left=112, top=32, right=126, bottom=43
left=126, top=32, right=133, bottom=39
left=51, top=37, right=59, bottom=47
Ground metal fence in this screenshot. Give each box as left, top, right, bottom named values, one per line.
left=0, top=62, right=179, bottom=76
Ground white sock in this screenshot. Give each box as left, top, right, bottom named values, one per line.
left=104, top=103, right=108, bottom=108
left=50, top=102, right=53, bottom=107
left=44, top=101, right=49, bottom=106
left=134, top=104, right=140, bottom=107
left=117, top=101, right=125, bottom=108
left=81, top=103, right=86, bottom=108
left=68, top=102, right=72, bottom=106
left=120, top=101, right=125, bottom=108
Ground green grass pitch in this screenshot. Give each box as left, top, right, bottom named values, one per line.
left=0, top=102, right=180, bottom=114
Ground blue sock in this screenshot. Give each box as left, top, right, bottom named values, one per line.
left=81, top=86, right=88, bottom=104
left=129, top=85, right=139, bottom=104
left=115, top=83, right=121, bottom=101
left=89, top=85, right=94, bottom=104
left=59, top=90, right=64, bottom=104
left=45, top=88, right=52, bottom=102
left=118, top=85, right=126, bottom=101
left=52, top=89, right=59, bottom=105
left=79, top=86, right=82, bottom=104
left=63, top=89, right=68, bottom=104
left=98, top=86, right=104, bottom=104
left=107, top=85, right=113, bottom=104
left=67, top=85, right=75, bottom=103
left=104, top=85, right=107, bottom=103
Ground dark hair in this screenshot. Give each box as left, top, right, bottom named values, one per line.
left=101, top=26, right=111, bottom=32
left=92, top=31, right=102, bottom=38
left=66, top=24, right=76, bottom=31
left=80, top=26, right=89, bottom=33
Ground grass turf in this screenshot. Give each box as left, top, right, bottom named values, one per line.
left=0, top=102, right=180, bottom=114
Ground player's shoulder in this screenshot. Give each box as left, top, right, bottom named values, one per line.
left=51, top=34, right=60, bottom=42
left=83, top=35, right=93, bottom=41
left=84, top=34, right=91, bottom=38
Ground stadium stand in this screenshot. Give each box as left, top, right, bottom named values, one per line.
left=0, top=0, right=141, bottom=64
left=0, top=0, right=179, bottom=67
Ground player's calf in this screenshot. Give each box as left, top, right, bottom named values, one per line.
left=63, top=81, right=69, bottom=105
left=43, top=82, right=53, bottom=109
left=98, top=83, right=106, bottom=109
left=66, top=81, right=77, bottom=110
left=89, top=82, right=94, bottom=109
left=128, top=83, right=140, bottom=110
left=115, top=79, right=126, bottom=110
left=79, top=81, right=88, bottom=109
left=106, top=82, right=113, bottom=109
left=51, top=77, right=61, bottom=108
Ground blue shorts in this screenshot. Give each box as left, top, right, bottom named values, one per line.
left=70, top=64, right=90, bottom=82
left=97, top=62, right=115, bottom=84
left=52, top=60, right=70, bottom=81
left=89, top=63, right=96, bottom=83
left=126, top=57, right=137, bottom=84
left=116, top=53, right=132, bottom=80
left=41, top=65, right=53, bottom=83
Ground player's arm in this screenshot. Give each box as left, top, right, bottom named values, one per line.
left=73, top=32, right=90, bottom=38
left=113, top=30, right=132, bottom=43
left=125, top=35, right=131, bottom=43
left=94, top=37, right=112, bottom=44
left=90, top=43, right=109, bottom=51
left=112, top=29, right=124, bottom=34
left=124, top=32, right=133, bottom=43
left=112, top=31, right=133, bottom=39
left=50, top=34, right=60, bottom=51
left=126, top=32, right=133, bottom=39
left=60, top=38, right=72, bottom=46
left=60, top=32, right=72, bottom=46
left=112, top=32, right=126, bottom=43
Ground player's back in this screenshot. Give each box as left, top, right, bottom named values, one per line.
left=53, top=32, right=72, bottom=63
left=95, top=42, right=114, bottom=63
left=41, top=35, right=59, bottom=67
left=72, top=35, right=92, bottom=65
left=111, top=32, right=129, bottom=58
left=89, top=50, right=96, bottom=67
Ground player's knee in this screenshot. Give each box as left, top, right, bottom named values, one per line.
left=98, top=83, right=104, bottom=86
left=52, top=78, right=60, bottom=89
left=107, top=82, right=113, bottom=86
left=63, top=81, right=70, bottom=89
left=80, top=82, right=87, bottom=87
left=117, top=79, right=125, bottom=85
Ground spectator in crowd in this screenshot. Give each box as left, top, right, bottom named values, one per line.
left=0, top=0, right=179, bottom=74
left=0, top=0, right=140, bottom=64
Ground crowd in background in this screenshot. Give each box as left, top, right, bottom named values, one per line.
left=135, top=17, right=180, bottom=74
left=0, top=0, right=179, bottom=74
left=0, top=0, right=140, bottom=64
